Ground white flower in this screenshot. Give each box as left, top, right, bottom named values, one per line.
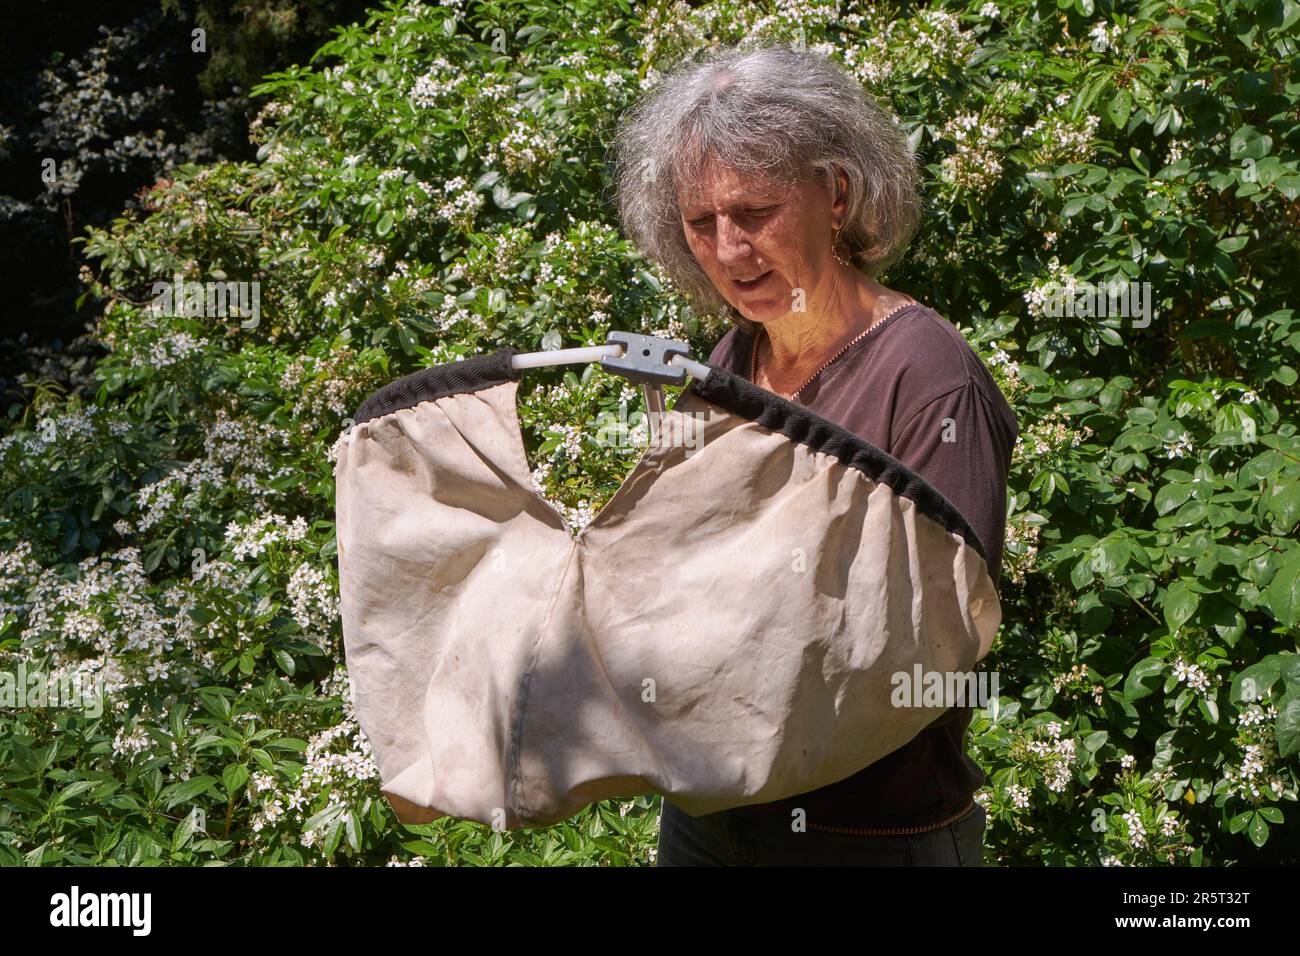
left=1172, top=658, right=1210, bottom=693
left=1164, top=432, right=1194, bottom=459
left=1236, top=704, right=1267, bottom=727
left=1122, top=809, right=1146, bottom=848
left=1089, top=21, right=1122, bottom=53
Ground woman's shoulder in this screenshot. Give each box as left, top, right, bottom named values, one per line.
left=829, top=302, right=1018, bottom=442
left=705, top=324, right=749, bottom=373
left=884, top=303, right=985, bottom=379
left=876, top=304, right=1013, bottom=406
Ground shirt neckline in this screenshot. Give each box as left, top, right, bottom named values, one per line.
left=744, top=302, right=924, bottom=403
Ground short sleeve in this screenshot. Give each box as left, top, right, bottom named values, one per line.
left=705, top=327, right=747, bottom=375
left=888, top=379, right=1016, bottom=590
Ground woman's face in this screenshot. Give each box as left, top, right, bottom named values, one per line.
left=677, top=158, right=843, bottom=325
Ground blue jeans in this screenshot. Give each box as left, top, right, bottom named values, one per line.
left=656, top=799, right=986, bottom=866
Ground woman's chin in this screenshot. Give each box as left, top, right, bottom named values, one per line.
left=737, top=299, right=786, bottom=321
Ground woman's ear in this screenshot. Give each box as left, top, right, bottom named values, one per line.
left=831, top=166, right=850, bottom=223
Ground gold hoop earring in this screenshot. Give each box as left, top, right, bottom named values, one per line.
left=831, top=227, right=851, bottom=268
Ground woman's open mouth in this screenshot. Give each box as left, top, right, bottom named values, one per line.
left=732, top=270, right=774, bottom=293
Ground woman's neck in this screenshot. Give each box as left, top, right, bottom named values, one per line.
left=751, top=268, right=905, bottom=395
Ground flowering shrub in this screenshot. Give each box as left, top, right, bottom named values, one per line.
left=1, top=0, right=1297, bottom=865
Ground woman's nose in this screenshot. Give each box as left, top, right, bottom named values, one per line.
left=714, top=216, right=753, bottom=265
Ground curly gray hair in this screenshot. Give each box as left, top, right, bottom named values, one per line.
left=609, top=42, right=922, bottom=338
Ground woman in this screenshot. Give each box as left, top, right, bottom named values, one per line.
left=611, top=42, right=1018, bottom=866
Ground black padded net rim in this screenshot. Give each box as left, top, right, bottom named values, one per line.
left=349, top=346, right=988, bottom=562
left=353, top=346, right=522, bottom=426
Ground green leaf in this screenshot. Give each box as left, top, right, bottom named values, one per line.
left=1231, top=661, right=1280, bottom=702
left=1200, top=597, right=1246, bottom=645
left=376, top=212, right=394, bottom=236
left=1061, top=195, right=1090, bottom=218
left=1151, top=730, right=1177, bottom=771
left=223, top=764, right=250, bottom=795
left=1264, top=552, right=1300, bottom=626
left=1279, top=0, right=1300, bottom=31
left=1247, top=811, right=1269, bottom=847
left=274, top=649, right=296, bottom=676
left=1276, top=693, right=1300, bottom=757
left=1262, top=482, right=1300, bottom=530
left=161, top=776, right=219, bottom=810
left=1071, top=554, right=1094, bottom=589
left=1230, top=125, right=1273, bottom=160
left=143, top=540, right=167, bottom=574
left=1167, top=499, right=1208, bottom=527
left=172, top=807, right=206, bottom=850
left=1162, top=580, right=1200, bottom=632
left=1125, top=657, right=1165, bottom=701
left=1106, top=88, right=1132, bottom=129
left=52, top=780, right=97, bottom=806
left=1155, top=482, right=1192, bottom=515
left=1280, top=654, right=1300, bottom=689
left=305, top=800, right=347, bottom=833
left=1063, top=377, right=1104, bottom=398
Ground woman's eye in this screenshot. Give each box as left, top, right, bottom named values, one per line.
left=688, top=207, right=774, bottom=227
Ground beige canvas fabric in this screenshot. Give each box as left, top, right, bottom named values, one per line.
left=335, top=349, right=1001, bottom=829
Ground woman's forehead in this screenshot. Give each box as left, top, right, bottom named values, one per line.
left=676, top=162, right=794, bottom=208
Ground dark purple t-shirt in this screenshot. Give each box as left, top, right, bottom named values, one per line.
left=706, top=302, right=1019, bottom=831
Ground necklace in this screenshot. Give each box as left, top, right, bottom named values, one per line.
left=749, top=299, right=918, bottom=401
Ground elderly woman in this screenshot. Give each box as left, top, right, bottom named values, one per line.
left=611, top=43, right=1018, bottom=866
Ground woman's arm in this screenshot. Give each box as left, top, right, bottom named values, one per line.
left=888, top=377, right=1017, bottom=592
